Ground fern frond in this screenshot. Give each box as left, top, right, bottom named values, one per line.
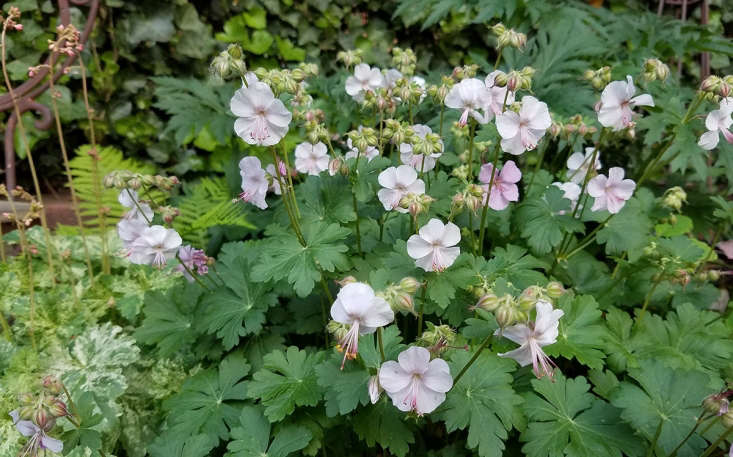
left=69, top=145, right=158, bottom=231
left=151, top=77, right=235, bottom=146
left=172, top=177, right=255, bottom=246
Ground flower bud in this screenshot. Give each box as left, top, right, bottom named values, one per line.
left=700, top=75, right=721, bottom=93
left=394, top=292, right=415, bottom=314
left=34, top=408, right=53, bottom=430
left=703, top=392, right=730, bottom=416
left=336, top=276, right=357, bottom=287
left=662, top=186, right=687, bottom=212
left=328, top=158, right=342, bottom=176
left=643, top=58, right=669, bottom=82
left=368, top=375, right=382, bottom=404
left=495, top=302, right=516, bottom=328
left=19, top=406, right=35, bottom=421
left=545, top=281, right=566, bottom=299
left=42, top=375, right=63, bottom=395
left=474, top=292, right=500, bottom=311
left=48, top=399, right=68, bottom=418
left=518, top=286, right=542, bottom=312
left=399, top=277, right=420, bottom=294
left=326, top=320, right=348, bottom=341
left=722, top=411, right=733, bottom=428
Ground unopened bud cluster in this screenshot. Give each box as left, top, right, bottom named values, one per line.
left=377, top=277, right=421, bottom=314
left=15, top=376, right=70, bottom=435
left=418, top=323, right=458, bottom=356
left=399, top=193, right=435, bottom=221
left=427, top=76, right=454, bottom=104
left=661, top=186, right=687, bottom=212
left=347, top=128, right=378, bottom=154
left=452, top=183, right=485, bottom=215
left=337, top=49, right=364, bottom=68
left=451, top=64, right=479, bottom=81
left=382, top=120, right=415, bottom=146
left=700, top=74, right=733, bottom=99
left=703, top=390, right=733, bottom=427
left=554, top=114, right=599, bottom=139
left=210, top=44, right=247, bottom=80
left=391, top=47, right=417, bottom=76
left=583, top=66, right=612, bottom=90
left=642, top=58, right=670, bottom=82
left=254, top=63, right=318, bottom=98
left=472, top=281, right=566, bottom=327
left=1, top=6, right=24, bottom=32
left=104, top=170, right=180, bottom=192
left=495, top=67, right=535, bottom=92
left=491, top=23, right=527, bottom=50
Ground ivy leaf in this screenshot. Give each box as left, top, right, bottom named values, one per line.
left=515, top=186, right=584, bottom=255
left=163, top=354, right=250, bottom=441
left=252, top=222, right=350, bottom=297
left=247, top=347, right=324, bottom=422
left=315, top=352, right=371, bottom=417
left=226, top=405, right=312, bottom=457
left=611, top=360, right=717, bottom=456
left=135, top=279, right=203, bottom=357
left=520, top=374, right=643, bottom=457
left=352, top=400, right=416, bottom=457
left=198, top=242, right=278, bottom=349
left=434, top=352, right=523, bottom=457
left=544, top=294, right=607, bottom=370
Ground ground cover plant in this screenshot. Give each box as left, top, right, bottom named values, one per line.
left=1, top=2, right=733, bottom=457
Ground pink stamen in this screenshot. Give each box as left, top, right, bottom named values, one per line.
left=338, top=321, right=360, bottom=369
left=459, top=109, right=470, bottom=127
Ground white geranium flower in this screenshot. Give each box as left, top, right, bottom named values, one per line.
left=407, top=218, right=460, bottom=272
left=345, top=63, right=385, bottom=102
left=566, top=147, right=602, bottom=184
left=399, top=124, right=443, bottom=172
left=117, top=217, right=149, bottom=248
left=496, top=301, right=564, bottom=379
left=485, top=70, right=515, bottom=116
left=496, top=95, right=552, bottom=155
left=552, top=182, right=582, bottom=214
left=294, top=142, right=330, bottom=176
left=118, top=188, right=152, bottom=222
left=698, top=101, right=733, bottom=150
left=444, top=78, right=491, bottom=126
left=128, top=225, right=182, bottom=267
left=378, top=346, right=453, bottom=415
left=330, top=282, right=395, bottom=369
left=377, top=165, right=425, bottom=213
left=588, top=167, right=636, bottom=214
left=10, top=410, right=63, bottom=454
left=384, top=68, right=403, bottom=90
left=238, top=156, right=269, bottom=210
left=597, top=75, right=654, bottom=131
left=231, top=80, right=292, bottom=146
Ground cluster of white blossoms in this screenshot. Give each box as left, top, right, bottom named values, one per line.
left=698, top=97, right=733, bottom=150
left=345, top=63, right=426, bottom=103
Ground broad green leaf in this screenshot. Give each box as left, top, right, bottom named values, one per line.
left=434, top=352, right=523, bottom=457
left=198, top=242, right=278, bottom=349
left=654, top=214, right=693, bottom=237
left=61, top=392, right=104, bottom=451
left=315, top=352, right=371, bottom=417
left=243, top=6, right=267, bottom=29
left=520, top=374, right=643, bottom=457
left=163, top=354, right=250, bottom=441
left=515, top=186, right=584, bottom=255
left=544, top=294, right=607, bottom=370
left=149, top=434, right=218, bottom=457
left=596, top=191, right=653, bottom=257
left=252, top=222, right=350, bottom=297
left=243, top=30, right=274, bottom=55
left=247, top=347, right=324, bottom=422
left=276, top=37, right=306, bottom=61
left=352, top=400, right=416, bottom=457
left=611, top=360, right=716, bottom=456
left=427, top=254, right=475, bottom=309
left=226, top=405, right=312, bottom=457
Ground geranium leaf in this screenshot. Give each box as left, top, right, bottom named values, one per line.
left=544, top=294, right=608, bottom=370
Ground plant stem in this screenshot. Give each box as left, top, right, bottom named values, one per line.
left=1, top=24, right=56, bottom=282
left=563, top=214, right=614, bottom=261
left=477, top=142, right=502, bottom=255
left=281, top=143, right=301, bottom=220
left=699, top=427, right=733, bottom=457
left=48, top=69, right=95, bottom=286
left=645, top=419, right=664, bottom=457
left=668, top=414, right=711, bottom=457
left=528, top=140, right=549, bottom=190
left=352, top=192, right=363, bottom=256
left=271, top=149, right=306, bottom=246
left=466, top=122, right=476, bottom=178
left=379, top=211, right=393, bottom=242
left=453, top=334, right=492, bottom=385
left=377, top=327, right=386, bottom=362
left=417, top=276, right=428, bottom=337
left=637, top=274, right=663, bottom=325
left=494, top=47, right=503, bottom=69
left=0, top=307, right=11, bottom=342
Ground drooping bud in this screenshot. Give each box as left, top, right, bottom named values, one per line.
left=399, top=277, right=420, bottom=294
left=474, top=292, right=500, bottom=311
left=368, top=375, right=382, bottom=404
left=48, top=399, right=68, bottom=418
left=495, top=301, right=517, bottom=328
left=703, top=391, right=731, bottom=416
left=642, top=58, right=670, bottom=82
left=545, top=281, right=566, bottom=299
left=662, top=186, right=687, bottom=212
left=518, top=285, right=544, bottom=312
left=700, top=75, right=721, bottom=94
left=326, top=320, right=349, bottom=341
left=418, top=323, right=456, bottom=348
left=42, top=375, right=63, bottom=395
left=336, top=276, right=357, bottom=287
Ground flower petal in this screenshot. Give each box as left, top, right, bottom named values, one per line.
left=378, top=167, right=398, bottom=189
left=379, top=360, right=411, bottom=392
left=422, top=359, right=453, bottom=392
left=698, top=130, right=720, bottom=150
left=630, top=93, right=654, bottom=108
left=397, top=346, right=430, bottom=374
left=361, top=297, right=395, bottom=328
left=415, top=387, right=447, bottom=415
left=41, top=434, right=64, bottom=453
left=407, top=235, right=434, bottom=259
left=496, top=111, right=520, bottom=139
left=440, top=222, right=461, bottom=247
left=417, top=219, right=445, bottom=244
left=337, top=282, right=377, bottom=318
left=499, top=160, right=522, bottom=183
left=498, top=344, right=533, bottom=366
left=330, top=298, right=351, bottom=324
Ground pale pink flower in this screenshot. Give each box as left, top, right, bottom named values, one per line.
left=496, top=95, right=552, bottom=155
left=128, top=225, right=182, bottom=267
left=117, top=217, right=149, bottom=248
left=345, top=63, right=385, bottom=102
left=265, top=164, right=282, bottom=195
left=231, top=80, right=292, bottom=146
left=566, top=147, right=602, bottom=184
left=330, top=282, right=394, bottom=369
left=378, top=165, right=425, bottom=213
left=399, top=124, right=443, bottom=172
left=238, top=156, right=269, bottom=209
left=698, top=102, right=733, bottom=150
left=444, top=78, right=491, bottom=126
left=118, top=188, right=153, bottom=222
left=176, top=245, right=209, bottom=280
left=552, top=182, right=582, bottom=214
left=10, top=410, right=63, bottom=454
left=485, top=70, right=515, bottom=116
left=496, top=301, right=564, bottom=379
left=294, top=142, right=330, bottom=176
left=588, top=167, right=636, bottom=214
left=597, top=75, right=654, bottom=131
left=378, top=346, right=453, bottom=415
left=478, top=160, right=522, bottom=211
left=407, top=218, right=460, bottom=272
left=384, top=68, right=403, bottom=90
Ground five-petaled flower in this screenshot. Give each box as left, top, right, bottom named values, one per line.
left=118, top=188, right=152, bottom=222
left=698, top=99, right=733, bottom=150
left=566, top=147, right=602, bottom=184
left=485, top=70, right=515, bottom=116
left=478, top=160, right=522, bottom=211
left=496, top=95, right=552, bottom=155
left=495, top=301, right=564, bottom=379
left=295, top=142, right=330, bottom=176
left=330, top=282, right=394, bottom=369
left=377, top=165, right=426, bottom=213
left=597, top=75, right=654, bottom=131
left=588, top=167, right=636, bottom=214
left=445, top=78, right=491, bottom=126
left=407, top=218, right=461, bottom=272
left=128, top=225, right=182, bottom=267
left=378, top=346, right=453, bottom=415
left=238, top=156, right=269, bottom=210
left=10, top=410, right=63, bottom=454
left=399, top=124, right=443, bottom=172
left=231, top=79, right=292, bottom=146
left=345, top=63, right=385, bottom=102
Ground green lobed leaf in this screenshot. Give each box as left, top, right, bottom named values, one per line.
left=352, top=399, right=416, bottom=457
left=544, top=294, right=608, bottom=370
left=515, top=186, right=584, bottom=255
left=226, top=405, right=312, bottom=457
